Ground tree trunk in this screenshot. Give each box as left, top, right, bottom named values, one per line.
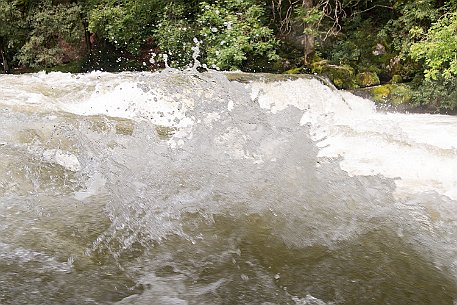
left=302, top=0, right=315, bottom=66
left=0, top=45, right=10, bottom=74
left=83, top=20, right=91, bottom=54
left=79, top=8, right=91, bottom=56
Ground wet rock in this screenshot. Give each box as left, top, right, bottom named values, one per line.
left=311, top=62, right=357, bottom=89
left=356, top=72, right=380, bottom=87
left=351, top=83, right=413, bottom=110
left=370, top=84, right=412, bottom=106
left=284, top=67, right=304, bottom=74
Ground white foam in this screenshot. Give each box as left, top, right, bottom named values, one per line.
left=1, top=72, right=194, bottom=127
left=60, top=80, right=194, bottom=128
left=25, top=145, right=82, bottom=172
left=249, top=79, right=457, bottom=200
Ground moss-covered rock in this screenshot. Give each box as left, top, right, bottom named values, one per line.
left=370, top=85, right=391, bottom=103
left=310, top=60, right=329, bottom=73
left=391, top=74, right=403, bottom=84
left=390, top=84, right=413, bottom=105
left=46, top=60, right=83, bottom=73
left=369, top=84, right=412, bottom=105
left=224, top=72, right=315, bottom=83
left=311, top=62, right=358, bottom=89
left=284, top=67, right=304, bottom=74
left=356, top=72, right=380, bottom=87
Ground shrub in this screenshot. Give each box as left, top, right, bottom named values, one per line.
left=197, top=0, right=279, bottom=71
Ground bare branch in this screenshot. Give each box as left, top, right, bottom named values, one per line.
left=271, top=0, right=347, bottom=38
left=351, top=5, right=393, bottom=16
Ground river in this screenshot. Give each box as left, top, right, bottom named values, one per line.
left=1, top=70, right=457, bottom=304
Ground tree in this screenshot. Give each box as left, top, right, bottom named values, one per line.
left=410, top=12, right=457, bottom=80
left=0, top=0, right=26, bottom=73
left=197, top=0, right=279, bottom=70
left=153, top=2, right=198, bottom=67
left=154, top=0, right=279, bottom=71
left=17, top=0, right=84, bottom=68
left=87, top=0, right=166, bottom=55
left=271, top=0, right=345, bottom=65
left=382, top=0, right=439, bottom=59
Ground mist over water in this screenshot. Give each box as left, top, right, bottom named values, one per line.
left=1, top=70, right=457, bottom=304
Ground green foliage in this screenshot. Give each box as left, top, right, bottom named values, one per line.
left=410, top=13, right=457, bottom=80
left=197, top=0, right=279, bottom=71
left=294, top=5, right=323, bottom=35
left=411, top=76, right=457, bottom=111
left=0, top=0, right=25, bottom=45
left=0, top=0, right=27, bottom=71
left=383, top=0, right=439, bottom=59
left=370, top=0, right=441, bottom=81
left=17, top=0, right=83, bottom=67
left=154, top=3, right=197, bottom=67
left=88, top=0, right=164, bottom=54
left=328, top=39, right=361, bottom=65
left=325, top=18, right=391, bottom=77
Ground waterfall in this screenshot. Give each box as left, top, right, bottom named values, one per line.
left=1, top=70, right=457, bottom=305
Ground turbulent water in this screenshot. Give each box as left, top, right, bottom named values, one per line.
left=1, top=70, right=457, bottom=305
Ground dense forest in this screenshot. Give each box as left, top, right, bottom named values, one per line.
left=1, top=0, right=457, bottom=111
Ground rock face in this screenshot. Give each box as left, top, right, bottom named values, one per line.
left=356, top=72, right=380, bottom=87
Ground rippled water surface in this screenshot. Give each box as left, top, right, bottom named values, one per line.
left=1, top=71, right=457, bottom=304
